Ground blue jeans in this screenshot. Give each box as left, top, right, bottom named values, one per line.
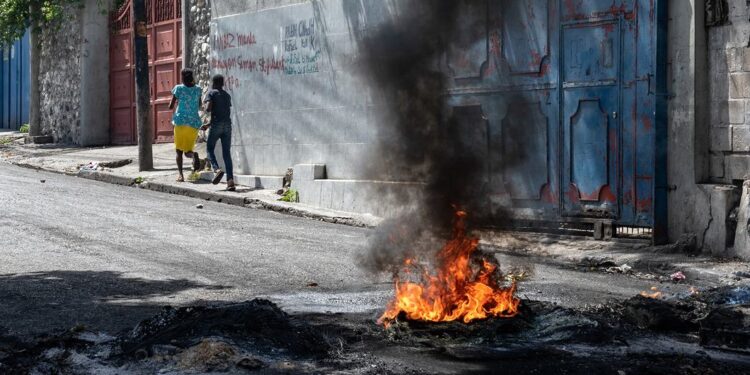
left=206, top=122, right=233, bottom=180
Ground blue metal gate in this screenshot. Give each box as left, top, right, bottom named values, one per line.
left=0, top=29, right=30, bottom=131
left=446, top=0, right=667, bottom=241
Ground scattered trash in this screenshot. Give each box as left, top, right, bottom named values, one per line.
left=734, top=271, right=750, bottom=279
left=606, top=264, right=633, bottom=274
left=196, top=204, right=204, bottom=209
left=134, top=176, right=144, bottom=184
left=307, top=282, right=319, bottom=287
left=579, top=256, right=617, bottom=269
left=671, top=271, right=687, bottom=283
left=98, top=159, right=132, bottom=169
left=79, top=162, right=100, bottom=172
left=724, top=287, right=750, bottom=305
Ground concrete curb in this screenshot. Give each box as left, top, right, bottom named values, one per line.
left=244, top=198, right=380, bottom=228
left=140, top=181, right=248, bottom=207
left=77, top=170, right=136, bottom=187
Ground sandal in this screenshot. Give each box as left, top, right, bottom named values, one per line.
left=176, top=175, right=185, bottom=182
left=212, top=169, right=225, bottom=185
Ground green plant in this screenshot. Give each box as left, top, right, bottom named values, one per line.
left=134, top=176, right=144, bottom=184
left=279, top=189, right=299, bottom=203
left=0, top=136, right=12, bottom=145
left=0, top=0, right=111, bottom=46
left=18, top=124, right=29, bottom=133
left=187, top=171, right=200, bottom=182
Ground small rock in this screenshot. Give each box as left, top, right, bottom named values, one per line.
left=196, top=204, right=204, bottom=209
left=307, top=282, right=319, bottom=287
left=40, top=179, right=45, bottom=183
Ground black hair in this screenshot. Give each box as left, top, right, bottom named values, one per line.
left=212, top=74, right=225, bottom=90
left=181, top=68, right=195, bottom=87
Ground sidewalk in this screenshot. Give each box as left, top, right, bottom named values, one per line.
left=0, top=135, right=381, bottom=228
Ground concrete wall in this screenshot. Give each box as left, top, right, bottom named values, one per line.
left=210, top=0, right=375, bottom=179
left=80, top=0, right=112, bottom=146
left=208, top=0, right=427, bottom=217
left=708, top=0, right=750, bottom=182
left=39, top=0, right=111, bottom=146
left=39, top=4, right=83, bottom=144
left=189, top=0, right=212, bottom=90
left=668, top=0, right=744, bottom=255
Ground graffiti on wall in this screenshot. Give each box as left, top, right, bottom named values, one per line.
left=210, top=17, right=321, bottom=89
left=283, top=19, right=321, bottom=75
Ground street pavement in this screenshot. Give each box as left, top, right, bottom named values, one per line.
left=0, top=162, right=680, bottom=338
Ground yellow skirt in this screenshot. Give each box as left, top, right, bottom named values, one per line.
left=173, top=125, right=198, bottom=152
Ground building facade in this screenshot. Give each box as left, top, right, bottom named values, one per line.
left=32, top=0, right=750, bottom=254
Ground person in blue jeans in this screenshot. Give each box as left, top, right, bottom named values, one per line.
left=201, top=74, right=235, bottom=191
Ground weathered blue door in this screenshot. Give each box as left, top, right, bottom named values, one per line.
left=561, top=11, right=625, bottom=219
left=0, top=29, right=30, bottom=131
left=445, top=0, right=666, bottom=239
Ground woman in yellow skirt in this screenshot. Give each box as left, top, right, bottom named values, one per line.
left=169, top=69, right=203, bottom=182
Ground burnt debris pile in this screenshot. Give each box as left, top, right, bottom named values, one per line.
left=119, top=299, right=330, bottom=359
left=3, top=292, right=750, bottom=373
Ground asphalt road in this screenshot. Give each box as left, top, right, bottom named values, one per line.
left=0, top=163, right=661, bottom=337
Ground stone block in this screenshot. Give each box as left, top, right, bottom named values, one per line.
left=743, top=48, right=750, bottom=72
left=730, top=27, right=750, bottom=47
left=730, top=73, right=750, bottom=98
left=712, top=126, right=732, bottom=151
left=725, top=155, right=750, bottom=180
left=711, top=154, right=726, bottom=179
left=733, top=125, right=750, bottom=151
left=730, top=100, right=746, bottom=124
left=729, top=48, right=744, bottom=72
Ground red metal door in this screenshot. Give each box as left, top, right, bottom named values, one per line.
left=110, top=0, right=182, bottom=145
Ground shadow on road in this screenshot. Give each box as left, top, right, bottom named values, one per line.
left=0, top=271, right=228, bottom=337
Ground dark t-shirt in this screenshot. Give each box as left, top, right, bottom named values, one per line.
left=205, top=89, right=232, bottom=124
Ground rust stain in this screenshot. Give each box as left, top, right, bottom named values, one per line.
left=599, top=185, right=617, bottom=203
left=541, top=184, right=557, bottom=204
left=641, top=115, right=653, bottom=131
left=637, top=198, right=652, bottom=212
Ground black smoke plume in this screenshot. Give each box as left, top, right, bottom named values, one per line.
left=343, top=0, right=531, bottom=274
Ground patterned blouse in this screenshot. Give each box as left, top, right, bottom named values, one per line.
left=171, top=84, right=203, bottom=128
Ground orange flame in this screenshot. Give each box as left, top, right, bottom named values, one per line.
left=378, top=211, right=520, bottom=327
